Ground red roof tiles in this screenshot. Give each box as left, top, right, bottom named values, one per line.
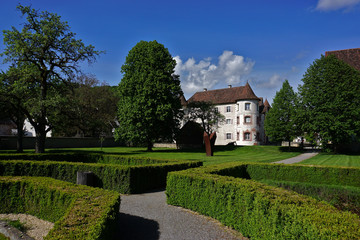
left=325, top=48, right=360, bottom=72
left=187, top=83, right=260, bottom=105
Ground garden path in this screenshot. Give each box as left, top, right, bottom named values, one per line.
left=273, top=151, right=319, bottom=164
left=114, top=189, right=246, bottom=240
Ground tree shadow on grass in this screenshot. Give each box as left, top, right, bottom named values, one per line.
left=113, top=213, right=160, bottom=240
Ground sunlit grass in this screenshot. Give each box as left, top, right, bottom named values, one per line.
left=18, top=145, right=303, bottom=166
left=298, top=153, right=360, bottom=167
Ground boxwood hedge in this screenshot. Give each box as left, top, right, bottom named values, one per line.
left=166, top=162, right=360, bottom=240
left=0, top=154, right=202, bottom=193
left=0, top=176, right=120, bottom=240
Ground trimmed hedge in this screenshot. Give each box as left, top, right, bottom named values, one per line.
left=166, top=163, right=360, bottom=239
left=0, top=176, right=120, bottom=240
left=260, top=179, right=360, bottom=215
left=0, top=154, right=202, bottom=193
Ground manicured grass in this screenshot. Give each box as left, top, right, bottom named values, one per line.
left=298, top=153, right=360, bottom=167
left=2, top=145, right=301, bottom=166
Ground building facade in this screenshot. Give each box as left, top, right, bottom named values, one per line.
left=184, top=83, right=270, bottom=146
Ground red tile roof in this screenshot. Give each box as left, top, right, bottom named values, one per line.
left=325, top=48, right=360, bottom=72
left=187, top=82, right=260, bottom=105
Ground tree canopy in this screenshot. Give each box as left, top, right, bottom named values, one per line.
left=115, top=40, right=183, bottom=151
left=185, top=101, right=225, bottom=136
left=299, top=54, right=360, bottom=151
left=264, top=79, right=298, bottom=147
left=0, top=4, right=102, bottom=152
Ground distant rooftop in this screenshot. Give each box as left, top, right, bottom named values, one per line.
left=325, top=48, right=360, bottom=72
left=187, top=82, right=260, bottom=105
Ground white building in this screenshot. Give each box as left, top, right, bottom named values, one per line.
left=184, top=83, right=270, bottom=146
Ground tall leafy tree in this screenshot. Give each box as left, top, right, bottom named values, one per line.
left=298, top=55, right=360, bottom=152
left=115, top=40, right=183, bottom=151
left=264, top=79, right=298, bottom=148
left=0, top=5, right=102, bottom=153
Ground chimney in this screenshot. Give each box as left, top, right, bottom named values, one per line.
left=203, top=88, right=207, bottom=91
left=228, top=85, right=232, bottom=88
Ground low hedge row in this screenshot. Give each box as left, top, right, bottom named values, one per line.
left=0, top=156, right=202, bottom=193
left=166, top=163, right=360, bottom=239
left=260, top=179, right=360, bottom=215
left=0, top=153, right=170, bottom=165
left=0, top=176, right=120, bottom=240
left=214, top=162, right=360, bottom=187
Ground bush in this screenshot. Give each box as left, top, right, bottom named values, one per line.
left=166, top=163, right=360, bottom=239
left=259, top=179, right=360, bottom=215
left=0, top=154, right=202, bottom=193
left=0, top=176, right=120, bottom=240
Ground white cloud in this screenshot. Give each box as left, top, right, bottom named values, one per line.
left=174, top=51, right=254, bottom=96
left=316, top=0, right=360, bottom=11
left=256, top=74, right=284, bottom=89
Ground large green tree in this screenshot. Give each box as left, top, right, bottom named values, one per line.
left=299, top=55, right=360, bottom=151
left=115, top=40, right=183, bottom=151
left=0, top=5, right=102, bottom=153
left=264, top=79, right=298, bottom=148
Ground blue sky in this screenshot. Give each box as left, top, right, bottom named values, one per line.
left=1, top=0, right=360, bottom=102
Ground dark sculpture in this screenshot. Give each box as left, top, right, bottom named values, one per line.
left=204, top=132, right=217, bottom=156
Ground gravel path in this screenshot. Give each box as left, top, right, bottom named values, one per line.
left=272, top=151, right=319, bottom=164
left=114, top=189, right=246, bottom=240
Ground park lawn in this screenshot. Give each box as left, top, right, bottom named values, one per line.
left=40, top=145, right=301, bottom=166
left=298, top=153, right=360, bottom=167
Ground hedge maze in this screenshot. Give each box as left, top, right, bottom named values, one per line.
left=0, top=176, right=120, bottom=240
left=166, top=162, right=360, bottom=240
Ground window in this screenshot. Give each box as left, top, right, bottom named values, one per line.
left=215, top=107, right=219, bottom=113
left=226, top=133, right=232, bottom=139
left=244, top=116, right=251, bottom=124
left=245, top=103, right=251, bottom=111
left=237, top=132, right=240, bottom=140
left=236, top=116, right=240, bottom=125
left=226, top=119, right=232, bottom=124
left=226, top=106, right=231, bottom=112
left=244, top=132, right=251, bottom=141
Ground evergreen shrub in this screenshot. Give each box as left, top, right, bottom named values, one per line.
left=0, top=154, right=202, bottom=193
left=166, top=163, right=360, bottom=239
left=0, top=176, right=120, bottom=240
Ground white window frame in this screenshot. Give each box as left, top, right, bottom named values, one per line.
left=245, top=103, right=251, bottom=111
left=226, top=106, right=231, bottom=112
left=226, top=133, right=232, bottom=140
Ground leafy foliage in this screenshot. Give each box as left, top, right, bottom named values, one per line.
left=299, top=55, right=360, bottom=150
left=53, top=75, right=119, bottom=137
left=115, top=40, right=183, bottom=151
left=264, top=80, right=298, bottom=146
left=185, top=101, right=225, bottom=135
left=0, top=4, right=102, bottom=153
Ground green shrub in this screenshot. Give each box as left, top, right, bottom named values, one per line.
left=166, top=163, right=360, bottom=239
left=0, top=176, right=120, bottom=240
left=259, top=179, right=360, bottom=215
left=0, top=154, right=202, bottom=193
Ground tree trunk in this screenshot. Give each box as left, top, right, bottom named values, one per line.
left=16, top=119, right=24, bottom=153
left=147, top=141, right=153, bottom=152
left=288, top=140, right=291, bottom=151
left=35, top=125, right=47, bottom=153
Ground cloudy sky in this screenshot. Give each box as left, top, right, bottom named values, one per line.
left=1, top=0, right=360, bottom=102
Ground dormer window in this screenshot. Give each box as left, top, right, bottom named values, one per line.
left=245, top=103, right=251, bottom=111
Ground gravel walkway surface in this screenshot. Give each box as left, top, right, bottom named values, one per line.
left=273, top=151, right=319, bottom=164
left=114, top=189, right=246, bottom=240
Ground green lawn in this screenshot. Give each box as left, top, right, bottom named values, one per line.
left=298, top=153, right=360, bottom=167
left=18, top=145, right=301, bottom=166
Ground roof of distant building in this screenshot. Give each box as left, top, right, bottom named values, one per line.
left=187, top=82, right=260, bottom=105
left=325, top=48, right=360, bottom=72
